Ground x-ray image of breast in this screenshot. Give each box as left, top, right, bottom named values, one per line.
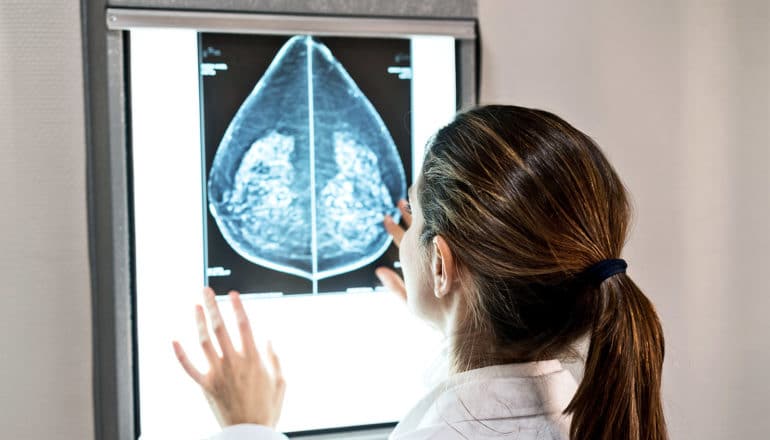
left=207, top=35, right=407, bottom=281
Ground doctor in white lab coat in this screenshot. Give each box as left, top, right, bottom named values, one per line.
left=173, top=105, right=669, bottom=440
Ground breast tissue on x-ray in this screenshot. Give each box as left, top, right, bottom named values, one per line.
left=202, top=34, right=412, bottom=295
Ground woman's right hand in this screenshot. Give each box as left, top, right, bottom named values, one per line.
left=376, top=199, right=412, bottom=302
left=172, top=288, right=286, bottom=429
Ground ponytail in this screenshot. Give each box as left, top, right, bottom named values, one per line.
left=416, top=105, right=669, bottom=438
left=565, top=274, right=668, bottom=440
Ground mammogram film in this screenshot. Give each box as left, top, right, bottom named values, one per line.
left=208, top=36, right=406, bottom=281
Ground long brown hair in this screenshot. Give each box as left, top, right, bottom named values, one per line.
left=417, top=105, right=667, bottom=440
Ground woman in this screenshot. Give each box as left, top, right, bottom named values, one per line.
left=173, top=105, right=668, bottom=440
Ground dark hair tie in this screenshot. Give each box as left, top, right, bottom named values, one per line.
left=580, top=258, right=627, bottom=285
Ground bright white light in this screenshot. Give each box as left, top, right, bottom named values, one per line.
left=411, top=36, right=457, bottom=179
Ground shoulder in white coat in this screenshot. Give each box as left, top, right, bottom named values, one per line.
left=389, top=359, right=577, bottom=440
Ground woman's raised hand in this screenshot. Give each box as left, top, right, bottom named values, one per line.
left=172, top=288, right=286, bottom=428
left=376, top=199, right=411, bottom=302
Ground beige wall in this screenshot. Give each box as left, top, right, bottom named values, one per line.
left=0, top=1, right=93, bottom=439
left=478, top=0, right=769, bottom=438
left=0, top=1, right=767, bottom=439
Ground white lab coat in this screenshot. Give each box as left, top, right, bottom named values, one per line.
left=212, top=359, right=577, bottom=440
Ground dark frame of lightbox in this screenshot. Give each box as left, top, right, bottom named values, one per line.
left=81, top=2, right=478, bottom=439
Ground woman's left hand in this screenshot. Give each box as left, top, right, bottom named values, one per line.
left=172, top=287, right=286, bottom=428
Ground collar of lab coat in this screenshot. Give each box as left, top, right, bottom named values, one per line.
left=391, top=359, right=576, bottom=436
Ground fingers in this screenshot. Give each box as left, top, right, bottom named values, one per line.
left=397, top=199, right=412, bottom=227
left=203, top=287, right=236, bottom=359
left=196, top=304, right=220, bottom=366
left=381, top=199, right=409, bottom=302
left=268, top=341, right=287, bottom=426
left=375, top=267, right=407, bottom=302
left=383, top=215, right=405, bottom=246
left=267, top=341, right=286, bottom=404
left=172, top=340, right=205, bottom=385
left=229, top=290, right=257, bottom=358
left=266, top=340, right=283, bottom=380
left=384, top=198, right=412, bottom=246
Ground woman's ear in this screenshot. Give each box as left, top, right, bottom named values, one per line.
left=431, top=235, right=455, bottom=299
